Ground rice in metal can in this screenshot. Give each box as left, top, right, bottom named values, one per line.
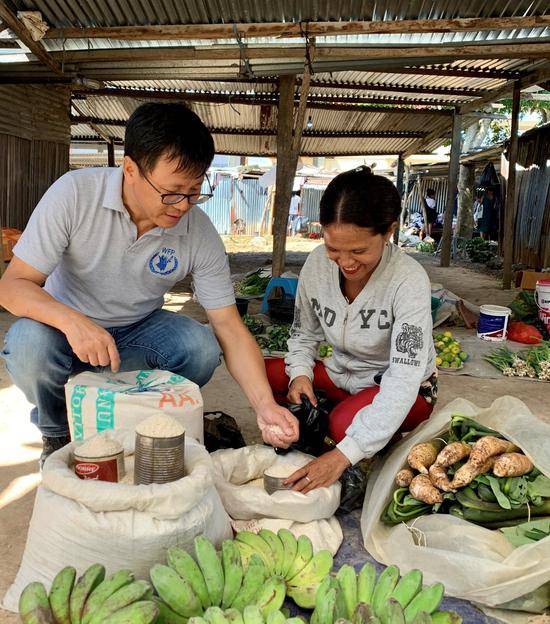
left=74, top=448, right=125, bottom=482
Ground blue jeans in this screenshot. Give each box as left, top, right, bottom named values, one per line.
left=1, top=309, right=221, bottom=437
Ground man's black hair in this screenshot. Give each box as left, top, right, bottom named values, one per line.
left=125, top=102, right=214, bottom=175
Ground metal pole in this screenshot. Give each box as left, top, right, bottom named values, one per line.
left=440, top=111, right=462, bottom=267
left=502, top=81, right=521, bottom=289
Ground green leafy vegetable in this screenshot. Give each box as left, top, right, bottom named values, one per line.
left=500, top=519, right=550, bottom=547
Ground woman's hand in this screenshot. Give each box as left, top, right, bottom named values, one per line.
left=284, top=448, right=351, bottom=493
left=288, top=375, right=317, bottom=406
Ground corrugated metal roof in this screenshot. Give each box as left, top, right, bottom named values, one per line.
left=8, top=1, right=546, bottom=157
left=11, top=0, right=550, bottom=30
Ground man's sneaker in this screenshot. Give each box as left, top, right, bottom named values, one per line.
left=39, top=434, right=71, bottom=470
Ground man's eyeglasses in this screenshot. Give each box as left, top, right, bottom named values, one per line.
left=139, top=167, right=214, bottom=206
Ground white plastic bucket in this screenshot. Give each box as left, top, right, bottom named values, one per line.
left=535, top=279, right=550, bottom=333
left=477, top=305, right=512, bottom=342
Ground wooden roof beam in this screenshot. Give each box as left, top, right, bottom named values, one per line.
left=0, top=2, right=63, bottom=75
left=45, top=16, right=550, bottom=40
left=74, top=86, right=456, bottom=108
left=48, top=42, right=550, bottom=64
left=0, top=63, right=523, bottom=82
left=69, top=118, right=428, bottom=139
left=71, top=91, right=453, bottom=115
left=71, top=137, right=410, bottom=157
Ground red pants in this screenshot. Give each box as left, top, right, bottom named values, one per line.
left=265, top=358, right=433, bottom=443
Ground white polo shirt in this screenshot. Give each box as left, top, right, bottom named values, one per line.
left=14, top=167, right=236, bottom=327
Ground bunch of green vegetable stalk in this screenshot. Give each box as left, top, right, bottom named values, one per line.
left=484, top=341, right=550, bottom=381
left=382, top=416, right=550, bottom=528
left=242, top=314, right=265, bottom=336
left=256, top=324, right=291, bottom=353
left=234, top=269, right=271, bottom=297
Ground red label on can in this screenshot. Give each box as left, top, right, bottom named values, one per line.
left=75, top=457, right=120, bottom=482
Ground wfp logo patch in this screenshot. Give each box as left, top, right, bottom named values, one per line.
left=149, top=247, right=179, bottom=276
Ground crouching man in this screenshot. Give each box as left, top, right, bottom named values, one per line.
left=0, top=102, right=298, bottom=466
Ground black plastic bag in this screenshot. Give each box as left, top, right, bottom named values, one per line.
left=267, top=286, right=296, bottom=324
left=337, top=460, right=373, bottom=515
left=275, top=394, right=333, bottom=457
left=203, top=411, right=246, bottom=452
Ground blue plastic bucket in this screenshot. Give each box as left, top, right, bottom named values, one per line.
left=477, top=305, right=512, bottom=342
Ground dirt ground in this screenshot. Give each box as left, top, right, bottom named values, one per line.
left=0, top=238, right=548, bottom=622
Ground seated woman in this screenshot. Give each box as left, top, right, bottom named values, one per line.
left=265, top=166, right=437, bottom=492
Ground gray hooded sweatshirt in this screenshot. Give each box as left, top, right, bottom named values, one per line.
left=285, top=242, right=436, bottom=465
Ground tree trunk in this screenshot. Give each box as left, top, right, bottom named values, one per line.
left=456, top=163, right=475, bottom=239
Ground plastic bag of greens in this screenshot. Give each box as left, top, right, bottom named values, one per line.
left=361, top=396, right=550, bottom=614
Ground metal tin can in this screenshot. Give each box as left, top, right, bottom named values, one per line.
left=134, top=431, right=185, bottom=485
left=263, top=472, right=293, bottom=495
left=74, top=449, right=125, bottom=483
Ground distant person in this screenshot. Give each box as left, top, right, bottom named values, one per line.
left=288, top=190, right=302, bottom=236
left=473, top=191, right=484, bottom=230
left=423, top=188, right=437, bottom=237
left=479, top=188, right=498, bottom=240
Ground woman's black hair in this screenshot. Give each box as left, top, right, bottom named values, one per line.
left=319, top=165, right=401, bottom=234
left=125, top=102, right=214, bottom=175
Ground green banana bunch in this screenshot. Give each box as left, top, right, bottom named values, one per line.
left=154, top=535, right=288, bottom=616
left=81, top=569, right=134, bottom=624
left=70, top=563, right=106, bottom=624
left=19, top=581, right=55, bottom=624
left=49, top=566, right=76, bottom=624
left=19, top=564, right=158, bottom=624
left=286, top=550, right=334, bottom=609
left=234, top=530, right=333, bottom=609
left=188, top=607, right=301, bottom=624
left=311, top=564, right=460, bottom=624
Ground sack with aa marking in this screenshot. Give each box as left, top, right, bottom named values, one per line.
left=65, top=369, right=204, bottom=442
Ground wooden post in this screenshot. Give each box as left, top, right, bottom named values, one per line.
left=272, top=75, right=296, bottom=276
left=502, top=82, right=521, bottom=290
left=107, top=139, right=115, bottom=167
left=393, top=154, right=405, bottom=244
left=440, top=111, right=462, bottom=267
left=272, top=59, right=312, bottom=276
left=0, top=221, right=5, bottom=277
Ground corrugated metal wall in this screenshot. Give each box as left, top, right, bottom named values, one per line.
left=0, top=136, right=70, bottom=230
left=201, top=175, right=232, bottom=234
left=202, top=178, right=328, bottom=236
left=0, top=85, right=70, bottom=230
left=0, top=85, right=71, bottom=144
left=233, top=178, right=270, bottom=235
left=302, top=186, right=324, bottom=223
left=514, top=164, right=550, bottom=269
left=201, top=176, right=270, bottom=235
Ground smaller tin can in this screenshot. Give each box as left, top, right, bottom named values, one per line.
left=74, top=449, right=125, bottom=483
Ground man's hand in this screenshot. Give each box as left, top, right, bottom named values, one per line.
left=257, top=401, right=300, bottom=448
left=288, top=375, right=317, bottom=406
left=284, top=448, right=351, bottom=493
left=63, top=316, right=121, bottom=372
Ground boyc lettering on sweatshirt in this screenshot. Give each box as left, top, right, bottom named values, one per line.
left=285, top=243, right=436, bottom=464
